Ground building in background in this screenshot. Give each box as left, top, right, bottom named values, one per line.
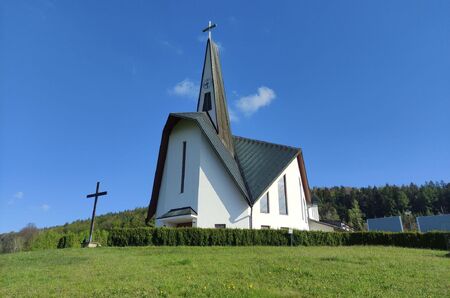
left=416, top=214, right=450, bottom=232
left=367, top=216, right=404, bottom=232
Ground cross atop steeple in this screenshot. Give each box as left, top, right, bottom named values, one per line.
left=202, top=21, right=217, bottom=40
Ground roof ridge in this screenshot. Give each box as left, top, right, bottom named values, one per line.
left=170, top=111, right=206, bottom=116
left=233, top=135, right=301, bottom=151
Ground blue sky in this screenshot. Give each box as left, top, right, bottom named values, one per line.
left=1, top=1, right=449, bottom=232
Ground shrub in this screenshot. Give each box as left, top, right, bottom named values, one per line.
left=57, top=232, right=79, bottom=249
left=107, top=228, right=449, bottom=250
left=31, top=229, right=110, bottom=250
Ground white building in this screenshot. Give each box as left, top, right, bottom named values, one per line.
left=146, top=30, right=313, bottom=230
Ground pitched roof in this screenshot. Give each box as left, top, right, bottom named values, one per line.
left=234, top=136, right=311, bottom=204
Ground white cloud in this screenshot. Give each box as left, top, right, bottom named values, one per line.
left=8, top=191, right=24, bottom=205
left=235, top=86, right=276, bottom=116
left=229, top=108, right=239, bottom=123
left=41, top=204, right=50, bottom=212
left=168, top=79, right=199, bottom=100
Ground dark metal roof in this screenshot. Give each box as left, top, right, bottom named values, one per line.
left=157, top=207, right=197, bottom=219
left=233, top=136, right=300, bottom=204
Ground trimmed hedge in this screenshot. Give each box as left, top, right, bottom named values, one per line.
left=31, top=230, right=109, bottom=250
left=108, top=228, right=449, bottom=250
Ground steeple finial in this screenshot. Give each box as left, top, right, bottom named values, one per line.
left=202, top=21, right=217, bottom=40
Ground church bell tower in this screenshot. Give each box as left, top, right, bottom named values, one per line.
left=196, top=22, right=235, bottom=156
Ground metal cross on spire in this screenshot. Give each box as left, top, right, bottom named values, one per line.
left=202, top=21, right=217, bottom=40
left=85, top=181, right=107, bottom=246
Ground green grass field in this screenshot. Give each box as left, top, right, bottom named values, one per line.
left=1, top=246, right=449, bottom=297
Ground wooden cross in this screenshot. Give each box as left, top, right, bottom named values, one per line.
left=86, top=182, right=107, bottom=244
left=202, top=21, right=216, bottom=39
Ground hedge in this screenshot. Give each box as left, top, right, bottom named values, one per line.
left=31, top=230, right=109, bottom=250
left=107, top=228, right=449, bottom=250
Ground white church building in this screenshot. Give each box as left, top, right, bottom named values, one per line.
left=146, top=27, right=319, bottom=230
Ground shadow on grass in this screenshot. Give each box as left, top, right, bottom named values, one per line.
left=319, top=256, right=369, bottom=266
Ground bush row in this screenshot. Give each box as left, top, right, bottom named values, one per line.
left=108, top=228, right=450, bottom=250
left=31, top=230, right=109, bottom=250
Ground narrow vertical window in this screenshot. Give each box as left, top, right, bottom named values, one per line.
left=180, top=141, right=187, bottom=193
left=299, top=178, right=304, bottom=221
left=260, top=192, right=269, bottom=214
left=202, top=92, right=212, bottom=111
left=278, top=175, right=288, bottom=215
left=304, top=200, right=308, bottom=221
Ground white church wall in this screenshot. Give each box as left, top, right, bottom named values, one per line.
left=252, top=158, right=310, bottom=231
left=196, top=133, right=250, bottom=228
left=155, top=120, right=202, bottom=227
left=308, top=205, right=320, bottom=221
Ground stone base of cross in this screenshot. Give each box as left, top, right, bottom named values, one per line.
left=82, top=241, right=101, bottom=248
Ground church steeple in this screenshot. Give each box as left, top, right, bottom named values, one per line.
left=197, top=22, right=235, bottom=156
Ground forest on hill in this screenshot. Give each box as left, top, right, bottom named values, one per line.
left=312, top=181, right=450, bottom=230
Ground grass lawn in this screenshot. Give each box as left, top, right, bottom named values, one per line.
left=1, top=246, right=449, bottom=297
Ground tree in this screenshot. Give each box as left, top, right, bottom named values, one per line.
left=347, top=200, right=365, bottom=231
left=18, top=223, right=39, bottom=251
left=395, top=190, right=409, bottom=213
left=319, top=203, right=340, bottom=221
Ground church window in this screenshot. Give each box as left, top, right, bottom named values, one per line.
left=202, top=92, right=212, bottom=111
left=299, top=178, right=304, bottom=221
left=304, top=199, right=308, bottom=222
left=215, top=224, right=226, bottom=228
left=278, top=175, right=288, bottom=215
left=180, top=141, right=186, bottom=193
left=260, top=192, right=270, bottom=213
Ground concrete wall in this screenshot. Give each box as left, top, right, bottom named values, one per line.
left=252, top=158, right=310, bottom=230
left=155, top=120, right=201, bottom=227
left=196, top=132, right=250, bottom=228
left=309, top=220, right=335, bottom=232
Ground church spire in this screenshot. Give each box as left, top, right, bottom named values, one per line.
left=197, top=22, right=235, bottom=156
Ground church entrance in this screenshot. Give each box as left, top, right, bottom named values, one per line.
left=176, top=222, right=193, bottom=228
